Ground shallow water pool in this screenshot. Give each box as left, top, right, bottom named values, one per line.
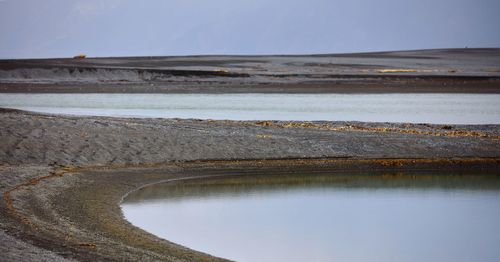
left=122, top=172, right=500, bottom=262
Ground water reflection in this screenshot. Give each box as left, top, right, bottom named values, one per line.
left=122, top=172, right=500, bottom=262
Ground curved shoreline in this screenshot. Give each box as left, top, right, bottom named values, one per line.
left=2, top=158, right=500, bottom=261
left=1, top=48, right=500, bottom=260
left=1, top=108, right=499, bottom=261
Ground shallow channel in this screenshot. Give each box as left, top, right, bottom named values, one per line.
left=1, top=93, right=499, bottom=124
left=121, top=172, right=500, bottom=262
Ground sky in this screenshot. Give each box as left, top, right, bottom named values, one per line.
left=1, top=0, right=499, bottom=58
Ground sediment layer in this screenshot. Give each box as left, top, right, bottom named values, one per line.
left=1, top=48, right=500, bottom=93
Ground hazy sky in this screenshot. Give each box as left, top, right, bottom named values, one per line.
left=1, top=0, right=499, bottom=58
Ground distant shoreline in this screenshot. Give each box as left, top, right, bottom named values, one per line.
left=1, top=48, right=499, bottom=94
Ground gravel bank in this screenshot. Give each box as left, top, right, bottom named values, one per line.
left=0, top=109, right=499, bottom=261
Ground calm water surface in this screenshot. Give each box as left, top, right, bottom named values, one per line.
left=1, top=93, right=499, bottom=124
left=122, top=173, right=500, bottom=262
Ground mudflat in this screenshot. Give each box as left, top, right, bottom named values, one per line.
left=1, top=48, right=500, bottom=261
